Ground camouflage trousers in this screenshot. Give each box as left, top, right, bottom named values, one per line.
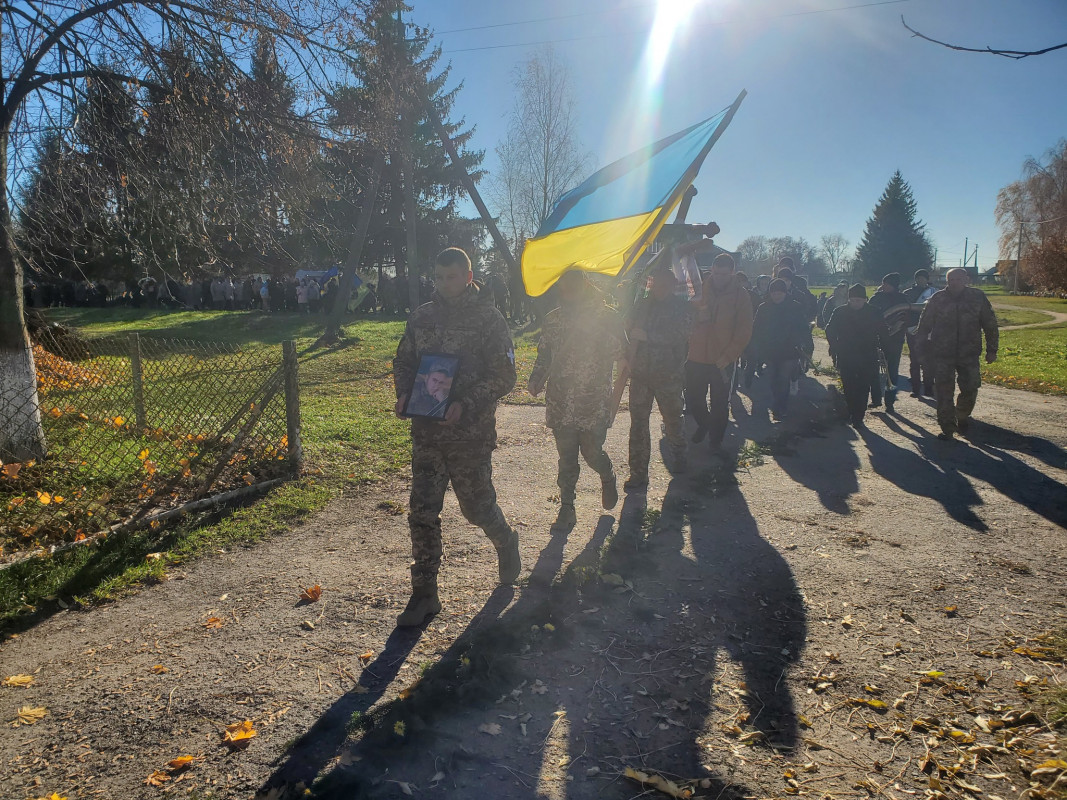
left=553, top=426, right=614, bottom=506
left=628, top=372, right=685, bottom=483
left=931, top=358, right=982, bottom=434
left=408, top=440, right=513, bottom=590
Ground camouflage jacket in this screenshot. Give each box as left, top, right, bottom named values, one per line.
left=626, top=293, right=692, bottom=381
left=916, top=287, right=998, bottom=362
left=394, top=283, right=516, bottom=447
left=530, top=299, right=626, bottom=431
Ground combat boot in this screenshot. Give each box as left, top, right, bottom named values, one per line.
left=601, top=473, right=619, bottom=510
left=397, top=587, right=441, bottom=627
left=496, top=531, right=521, bottom=585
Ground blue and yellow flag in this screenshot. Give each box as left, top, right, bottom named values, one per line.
left=521, top=91, right=746, bottom=297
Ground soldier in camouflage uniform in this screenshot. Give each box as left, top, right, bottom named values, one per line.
left=529, top=270, right=625, bottom=528
left=624, top=264, right=691, bottom=491
left=393, top=247, right=520, bottom=626
left=915, top=268, right=999, bottom=441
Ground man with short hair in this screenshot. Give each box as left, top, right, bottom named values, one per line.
left=529, top=270, right=625, bottom=527
left=903, top=269, right=936, bottom=397
left=393, top=247, right=521, bottom=626
left=774, top=258, right=818, bottom=323
left=751, top=278, right=811, bottom=421
left=826, top=284, right=888, bottom=428
left=916, top=268, right=998, bottom=441
left=685, top=252, right=752, bottom=453
left=624, top=264, right=691, bottom=490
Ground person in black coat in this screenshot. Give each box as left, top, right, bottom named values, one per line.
left=751, top=278, right=811, bottom=420
left=826, top=284, right=889, bottom=428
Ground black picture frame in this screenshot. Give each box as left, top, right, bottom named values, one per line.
left=402, top=353, right=460, bottom=420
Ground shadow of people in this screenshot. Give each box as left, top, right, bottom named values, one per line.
left=741, top=379, right=860, bottom=516
left=878, top=413, right=1067, bottom=530
left=585, top=468, right=805, bottom=792
left=859, top=423, right=987, bottom=531
left=257, top=587, right=514, bottom=797
left=964, top=419, right=1067, bottom=471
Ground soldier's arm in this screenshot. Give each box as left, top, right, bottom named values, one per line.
left=464, top=311, right=518, bottom=410
left=529, top=319, right=553, bottom=394
left=394, top=320, right=418, bottom=399
left=916, top=294, right=937, bottom=338
left=979, top=294, right=999, bottom=358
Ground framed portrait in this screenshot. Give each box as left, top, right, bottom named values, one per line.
left=402, top=353, right=460, bottom=420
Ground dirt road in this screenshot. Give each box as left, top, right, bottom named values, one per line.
left=2, top=341, right=1065, bottom=800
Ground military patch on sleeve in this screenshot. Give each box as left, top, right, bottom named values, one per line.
left=507, top=347, right=515, bottom=366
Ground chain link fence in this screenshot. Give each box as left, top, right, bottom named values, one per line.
left=1, top=329, right=301, bottom=565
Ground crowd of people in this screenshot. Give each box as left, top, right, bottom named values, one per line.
left=389, top=244, right=1001, bottom=626
left=21, top=270, right=520, bottom=321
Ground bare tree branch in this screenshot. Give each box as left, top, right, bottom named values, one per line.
left=901, top=15, right=1067, bottom=60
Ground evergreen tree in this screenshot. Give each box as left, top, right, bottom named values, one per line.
left=855, top=171, right=934, bottom=281
left=316, top=0, right=483, bottom=291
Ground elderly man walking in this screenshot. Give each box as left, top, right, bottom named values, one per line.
left=915, top=268, right=998, bottom=441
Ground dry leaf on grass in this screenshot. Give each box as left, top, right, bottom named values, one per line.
left=3, top=674, right=34, bottom=687
left=624, top=767, right=693, bottom=799
left=478, top=722, right=502, bottom=736
left=222, top=720, right=257, bottom=748
left=167, top=755, right=196, bottom=771
left=300, top=584, right=322, bottom=602
left=13, top=705, right=47, bottom=726
left=30, top=794, right=67, bottom=800
left=145, top=770, right=170, bottom=786
left=204, top=617, right=224, bottom=629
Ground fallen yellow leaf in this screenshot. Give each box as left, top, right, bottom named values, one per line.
left=299, top=584, right=322, bottom=602
left=167, top=755, right=196, bottom=770
left=204, top=617, right=224, bottom=629
left=2, top=674, right=34, bottom=688
left=151, top=665, right=169, bottom=674
left=35, top=491, right=52, bottom=505
left=222, top=720, right=257, bottom=748
left=145, top=770, right=170, bottom=786
left=13, top=705, right=47, bottom=726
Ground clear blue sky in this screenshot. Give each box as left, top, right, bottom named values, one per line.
left=407, top=0, right=1067, bottom=272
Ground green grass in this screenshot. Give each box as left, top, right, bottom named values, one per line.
left=983, top=323, right=1067, bottom=395
left=994, top=308, right=1057, bottom=327
left=981, top=285, right=1067, bottom=314
left=2, top=309, right=414, bottom=631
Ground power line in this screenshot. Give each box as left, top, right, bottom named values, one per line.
left=425, top=0, right=920, bottom=54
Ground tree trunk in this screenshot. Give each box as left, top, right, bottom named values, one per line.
left=0, top=128, right=48, bottom=462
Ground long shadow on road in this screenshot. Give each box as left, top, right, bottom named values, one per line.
left=271, top=461, right=805, bottom=798
left=875, top=415, right=1067, bottom=530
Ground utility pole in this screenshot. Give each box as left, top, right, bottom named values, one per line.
left=973, top=244, right=978, bottom=271
left=963, top=237, right=968, bottom=269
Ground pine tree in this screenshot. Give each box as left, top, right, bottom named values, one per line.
left=855, top=171, right=934, bottom=281
left=316, top=0, right=483, bottom=290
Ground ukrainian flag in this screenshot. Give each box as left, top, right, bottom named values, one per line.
left=521, top=91, right=746, bottom=297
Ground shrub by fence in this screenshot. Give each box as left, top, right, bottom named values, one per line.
left=0, top=330, right=301, bottom=565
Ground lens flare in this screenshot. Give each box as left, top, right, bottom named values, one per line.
left=646, top=0, right=700, bottom=83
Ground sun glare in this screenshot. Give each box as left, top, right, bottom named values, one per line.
left=647, top=0, right=700, bottom=82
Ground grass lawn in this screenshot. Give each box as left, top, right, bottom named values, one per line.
left=981, top=285, right=1067, bottom=314
left=993, top=308, right=1057, bottom=327
left=983, top=323, right=1067, bottom=395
